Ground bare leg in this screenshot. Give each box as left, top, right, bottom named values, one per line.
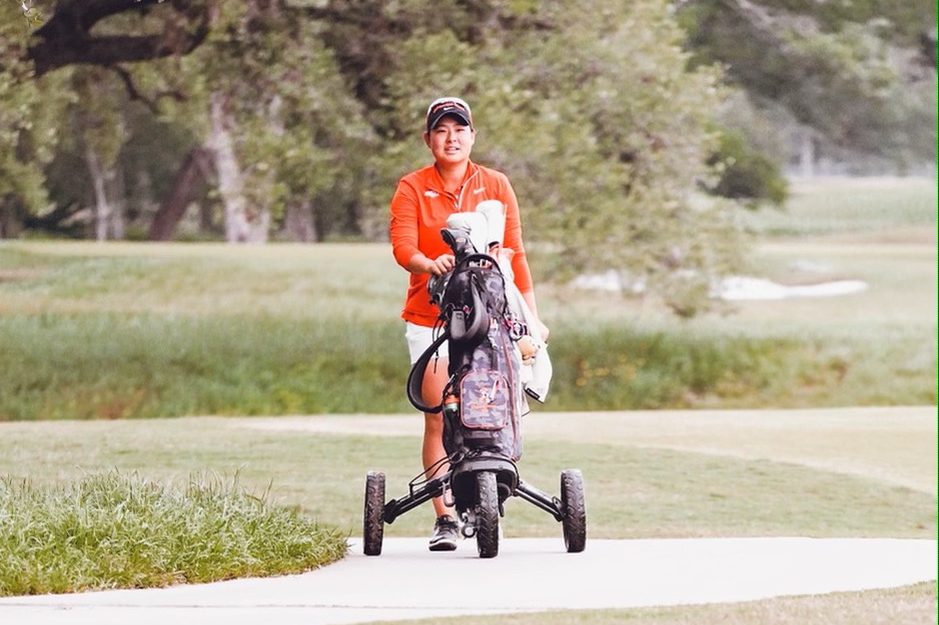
left=422, top=357, right=453, bottom=518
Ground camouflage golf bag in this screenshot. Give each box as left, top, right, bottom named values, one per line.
left=407, top=227, right=525, bottom=461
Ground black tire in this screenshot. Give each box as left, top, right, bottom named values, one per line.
left=560, top=469, right=586, bottom=553
left=475, top=471, right=500, bottom=558
left=363, top=471, right=385, bottom=556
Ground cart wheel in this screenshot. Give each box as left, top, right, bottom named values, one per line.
left=560, top=469, right=586, bottom=553
left=475, top=471, right=500, bottom=558
left=363, top=471, right=385, bottom=556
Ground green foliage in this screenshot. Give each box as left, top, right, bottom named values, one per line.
left=0, top=0, right=933, bottom=309
left=542, top=314, right=936, bottom=408
left=767, top=0, right=934, bottom=48
left=376, top=0, right=744, bottom=314
left=0, top=471, right=347, bottom=595
left=678, top=0, right=937, bottom=169
left=69, top=68, right=126, bottom=170
left=534, top=1, right=740, bottom=314
left=191, top=3, right=379, bottom=239
left=38, top=97, right=204, bottom=239
left=0, top=4, right=72, bottom=230
left=11, top=0, right=43, bottom=30
left=709, top=128, right=788, bottom=207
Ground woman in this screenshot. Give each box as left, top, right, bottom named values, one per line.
left=389, top=96, right=548, bottom=551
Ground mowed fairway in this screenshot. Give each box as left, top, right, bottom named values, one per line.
left=0, top=407, right=934, bottom=541
left=245, top=406, right=937, bottom=494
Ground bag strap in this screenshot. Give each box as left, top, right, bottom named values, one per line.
left=406, top=252, right=508, bottom=414
left=406, top=329, right=450, bottom=414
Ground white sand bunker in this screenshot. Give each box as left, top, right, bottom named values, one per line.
left=716, top=276, right=868, bottom=301
left=572, top=271, right=867, bottom=301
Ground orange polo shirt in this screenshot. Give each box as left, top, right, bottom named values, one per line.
left=390, top=160, right=534, bottom=326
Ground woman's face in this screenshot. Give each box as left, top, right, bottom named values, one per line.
left=424, top=116, right=475, bottom=166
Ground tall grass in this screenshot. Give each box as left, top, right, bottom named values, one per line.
left=0, top=313, right=409, bottom=419
left=0, top=310, right=933, bottom=420
left=547, top=319, right=935, bottom=409
left=0, top=471, right=347, bottom=596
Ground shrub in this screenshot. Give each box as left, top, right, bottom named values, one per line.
left=0, top=471, right=347, bottom=596
left=709, top=129, right=788, bottom=207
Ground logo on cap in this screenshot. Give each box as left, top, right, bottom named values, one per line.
left=425, top=97, right=473, bottom=132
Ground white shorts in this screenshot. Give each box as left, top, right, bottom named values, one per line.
left=405, top=322, right=449, bottom=364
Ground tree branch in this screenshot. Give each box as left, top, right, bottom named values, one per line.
left=109, top=65, right=185, bottom=115
left=28, top=0, right=210, bottom=76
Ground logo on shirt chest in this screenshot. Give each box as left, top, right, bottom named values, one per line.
left=424, top=190, right=440, bottom=198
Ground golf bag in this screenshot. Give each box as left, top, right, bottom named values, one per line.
left=407, top=228, right=525, bottom=461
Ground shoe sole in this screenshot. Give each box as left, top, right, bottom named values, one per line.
left=428, top=540, right=458, bottom=552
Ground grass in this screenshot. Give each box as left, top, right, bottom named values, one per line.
left=0, top=416, right=933, bottom=541
left=739, top=176, right=937, bottom=238
left=363, top=582, right=937, bottom=625
left=0, top=313, right=408, bottom=419
left=0, top=413, right=933, bottom=617
left=0, top=470, right=347, bottom=596
left=1, top=310, right=931, bottom=420
left=0, top=176, right=934, bottom=619
left=0, top=182, right=935, bottom=418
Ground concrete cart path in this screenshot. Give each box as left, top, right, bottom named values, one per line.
left=1, top=537, right=935, bottom=625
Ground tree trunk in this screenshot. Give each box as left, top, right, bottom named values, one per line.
left=85, top=144, right=111, bottom=242
left=0, top=198, right=20, bottom=239
left=209, top=92, right=269, bottom=243
left=799, top=130, right=815, bottom=178
left=284, top=199, right=317, bottom=242
left=109, top=160, right=126, bottom=240
left=199, top=202, right=214, bottom=233
left=148, top=147, right=214, bottom=241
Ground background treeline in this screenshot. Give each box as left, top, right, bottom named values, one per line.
left=0, top=0, right=935, bottom=316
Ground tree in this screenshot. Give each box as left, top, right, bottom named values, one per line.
left=143, top=147, right=213, bottom=241
left=183, top=1, right=376, bottom=242
left=5, top=0, right=378, bottom=242
left=4, top=0, right=750, bottom=316
left=370, top=0, right=746, bottom=315
left=0, top=0, right=210, bottom=238
left=0, top=1, right=72, bottom=237
left=677, top=0, right=938, bottom=174
left=69, top=67, right=129, bottom=240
